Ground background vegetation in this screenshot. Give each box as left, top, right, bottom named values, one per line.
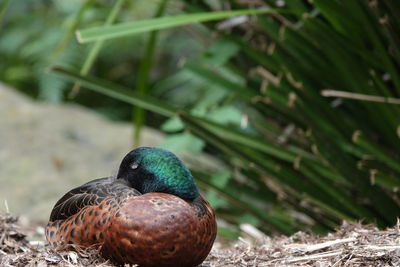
left=1, top=0, right=400, bottom=238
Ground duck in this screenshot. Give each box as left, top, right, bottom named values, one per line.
left=45, top=147, right=217, bottom=266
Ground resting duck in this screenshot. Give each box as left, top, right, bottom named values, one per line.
left=46, top=147, right=217, bottom=266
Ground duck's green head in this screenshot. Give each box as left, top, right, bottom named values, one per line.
left=117, top=147, right=199, bottom=200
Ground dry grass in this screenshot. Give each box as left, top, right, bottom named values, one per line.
left=1, top=212, right=400, bottom=266
left=0, top=213, right=111, bottom=266
left=208, top=222, right=400, bottom=266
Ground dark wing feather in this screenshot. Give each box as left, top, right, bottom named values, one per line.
left=49, top=177, right=140, bottom=222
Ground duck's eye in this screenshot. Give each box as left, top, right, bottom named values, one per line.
left=130, top=162, right=139, bottom=170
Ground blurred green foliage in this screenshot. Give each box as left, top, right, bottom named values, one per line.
left=0, top=0, right=204, bottom=120
left=2, top=0, right=400, bottom=238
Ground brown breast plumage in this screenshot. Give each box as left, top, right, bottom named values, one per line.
left=45, top=177, right=217, bottom=267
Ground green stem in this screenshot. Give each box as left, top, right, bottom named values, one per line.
left=70, top=0, right=126, bottom=98
left=133, top=0, right=168, bottom=147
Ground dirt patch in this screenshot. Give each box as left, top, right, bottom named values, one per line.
left=1, top=212, right=400, bottom=266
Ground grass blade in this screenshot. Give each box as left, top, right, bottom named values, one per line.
left=0, top=0, right=12, bottom=29
left=76, top=9, right=278, bottom=43
left=70, top=0, right=126, bottom=97
left=49, top=66, right=175, bottom=117
left=51, top=0, right=94, bottom=61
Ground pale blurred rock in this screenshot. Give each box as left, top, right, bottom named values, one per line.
left=0, top=82, right=164, bottom=222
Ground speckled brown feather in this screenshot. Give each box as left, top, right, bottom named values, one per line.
left=45, top=177, right=216, bottom=266
left=46, top=177, right=140, bottom=250
left=101, top=193, right=216, bottom=266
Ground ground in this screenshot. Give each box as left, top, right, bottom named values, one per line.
left=1, top=212, right=400, bottom=266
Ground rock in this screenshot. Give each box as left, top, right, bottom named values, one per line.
left=0, top=82, right=164, bottom=222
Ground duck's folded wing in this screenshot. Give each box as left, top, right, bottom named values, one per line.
left=49, top=177, right=139, bottom=221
